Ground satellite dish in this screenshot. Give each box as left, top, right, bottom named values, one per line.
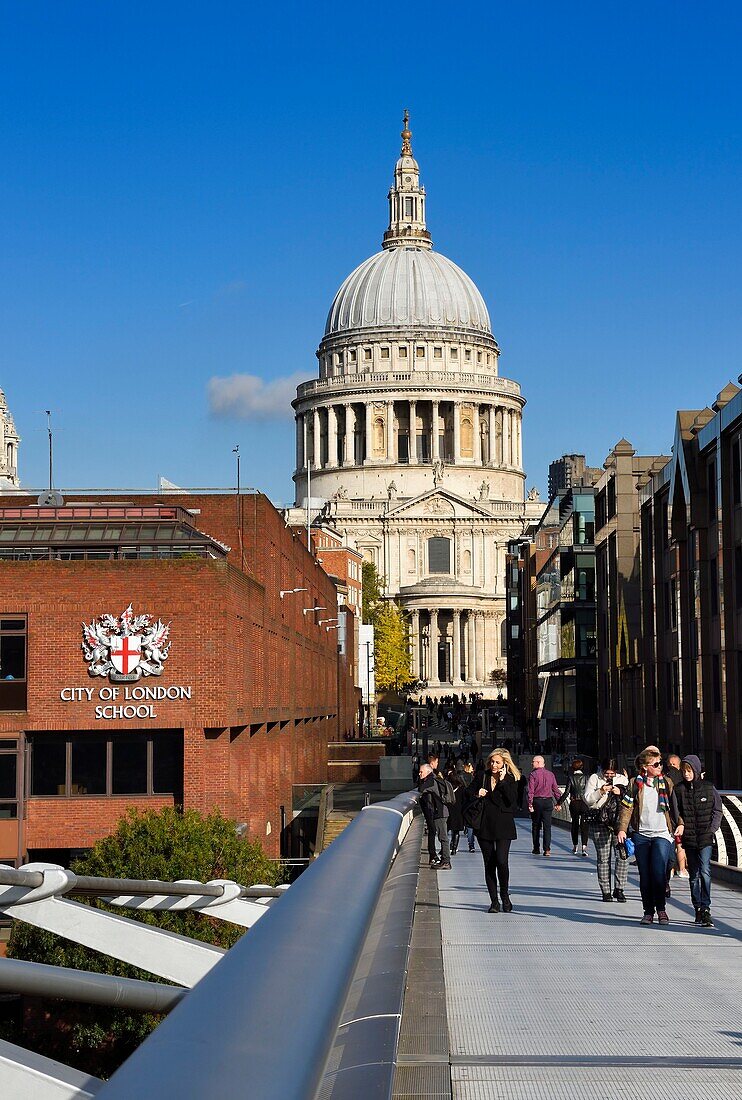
left=37, top=490, right=65, bottom=507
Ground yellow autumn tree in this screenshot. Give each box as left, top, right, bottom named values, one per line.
left=373, top=599, right=410, bottom=691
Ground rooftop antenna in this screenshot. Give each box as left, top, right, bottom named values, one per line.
left=45, top=409, right=53, bottom=491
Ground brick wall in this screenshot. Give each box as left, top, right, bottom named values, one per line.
left=1, top=493, right=360, bottom=859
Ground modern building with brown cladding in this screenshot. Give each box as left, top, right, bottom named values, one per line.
left=593, top=440, right=669, bottom=760
left=0, top=491, right=360, bottom=865
left=635, top=381, right=742, bottom=787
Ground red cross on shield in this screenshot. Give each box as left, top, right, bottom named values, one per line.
left=110, top=634, right=142, bottom=676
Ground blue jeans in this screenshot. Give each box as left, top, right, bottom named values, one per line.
left=686, top=845, right=712, bottom=911
left=465, top=826, right=476, bottom=850
left=633, top=834, right=674, bottom=914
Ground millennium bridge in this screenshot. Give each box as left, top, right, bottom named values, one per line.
left=0, top=789, right=740, bottom=1099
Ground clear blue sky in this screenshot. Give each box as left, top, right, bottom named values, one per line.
left=2, top=2, right=742, bottom=501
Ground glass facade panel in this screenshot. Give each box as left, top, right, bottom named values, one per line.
left=31, top=735, right=67, bottom=796
left=71, top=737, right=107, bottom=795
left=153, top=732, right=182, bottom=794
left=112, top=736, right=148, bottom=794
left=0, top=753, right=16, bottom=799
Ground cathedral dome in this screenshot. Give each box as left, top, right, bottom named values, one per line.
left=324, top=246, right=492, bottom=337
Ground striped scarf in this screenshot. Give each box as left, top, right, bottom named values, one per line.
left=622, top=773, right=669, bottom=814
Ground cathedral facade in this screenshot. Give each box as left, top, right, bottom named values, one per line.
left=289, top=116, right=537, bottom=695
left=0, top=391, right=20, bottom=490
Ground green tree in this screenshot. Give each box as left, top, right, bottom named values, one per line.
left=361, top=559, right=383, bottom=624
left=373, top=600, right=410, bottom=691
left=7, top=807, right=284, bottom=1078
left=489, top=668, right=507, bottom=689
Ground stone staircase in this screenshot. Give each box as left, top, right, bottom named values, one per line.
left=320, top=812, right=354, bottom=850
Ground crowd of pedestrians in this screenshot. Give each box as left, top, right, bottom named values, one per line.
left=418, top=735, right=724, bottom=928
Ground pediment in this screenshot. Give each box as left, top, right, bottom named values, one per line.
left=385, top=488, right=496, bottom=520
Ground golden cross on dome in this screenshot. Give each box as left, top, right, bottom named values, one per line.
left=401, top=109, right=413, bottom=155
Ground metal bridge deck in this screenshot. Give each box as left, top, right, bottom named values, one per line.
left=396, top=820, right=742, bottom=1099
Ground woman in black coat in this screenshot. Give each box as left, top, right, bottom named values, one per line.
left=446, top=765, right=466, bottom=854
left=467, top=748, right=520, bottom=913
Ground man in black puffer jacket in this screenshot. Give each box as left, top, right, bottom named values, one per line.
left=673, top=754, right=723, bottom=928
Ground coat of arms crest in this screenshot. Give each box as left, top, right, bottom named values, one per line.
left=82, top=604, right=171, bottom=681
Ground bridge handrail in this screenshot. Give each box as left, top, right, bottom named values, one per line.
left=97, top=790, right=419, bottom=1099
left=0, top=865, right=286, bottom=900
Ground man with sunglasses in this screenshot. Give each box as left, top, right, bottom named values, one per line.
left=617, top=748, right=681, bottom=926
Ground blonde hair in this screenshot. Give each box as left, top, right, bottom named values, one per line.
left=636, top=745, right=662, bottom=771
left=488, top=748, right=521, bottom=781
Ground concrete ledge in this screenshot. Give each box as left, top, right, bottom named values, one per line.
left=711, top=861, right=742, bottom=889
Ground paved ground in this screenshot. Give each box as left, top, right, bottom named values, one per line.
left=399, top=816, right=742, bottom=1099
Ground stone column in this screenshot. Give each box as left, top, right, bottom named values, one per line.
left=313, top=408, right=321, bottom=468
left=452, top=609, right=462, bottom=685
left=328, top=405, right=338, bottom=468
left=515, top=413, right=522, bottom=467
left=365, top=402, right=373, bottom=463
left=495, top=408, right=503, bottom=464
left=411, top=609, right=420, bottom=680
left=386, top=400, right=395, bottom=461
left=466, top=612, right=476, bottom=684
left=409, top=400, right=417, bottom=463
left=475, top=613, right=486, bottom=684
left=488, top=405, right=496, bottom=466
left=474, top=405, right=482, bottom=464
left=302, top=413, right=308, bottom=469
left=429, top=608, right=440, bottom=685
left=343, top=404, right=354, bottom=466
left=502, top=408, right=510, bottom=468
left=296, top=413, right=304, bottom=471
left=431, top=400, right=440, bottom=461
left=453, top=401, right=461, bottom=463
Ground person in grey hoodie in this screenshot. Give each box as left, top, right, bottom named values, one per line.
left=673, top=754, right=723, bottom=928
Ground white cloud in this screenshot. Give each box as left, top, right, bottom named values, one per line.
left=207, top=372, right=304, bottom=421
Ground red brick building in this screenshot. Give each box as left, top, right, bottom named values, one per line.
left=0, top=491, right=360, bottom=864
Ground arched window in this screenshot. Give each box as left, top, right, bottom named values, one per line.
left=461, top=417, right=474, bottom=458
left=428, top=537, right=451, bottom=574
left=407, top=547, right=416, bottom=573
left=6, top=444, right=12, bottom=470
left=373, top=417, right=385, bottom=456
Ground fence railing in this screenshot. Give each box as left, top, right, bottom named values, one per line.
left=554, top=788, right=742, bottom=867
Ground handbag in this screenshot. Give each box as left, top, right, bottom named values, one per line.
left=463, top=796, right=485, bottom=831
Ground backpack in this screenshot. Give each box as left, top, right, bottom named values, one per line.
left=437, top=777, right=456, bottom=806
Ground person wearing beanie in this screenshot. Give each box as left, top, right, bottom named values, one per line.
left=673, top=755, right=723, bottom=928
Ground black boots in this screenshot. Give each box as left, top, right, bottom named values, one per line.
left=501, top=894, right=513, bottom=912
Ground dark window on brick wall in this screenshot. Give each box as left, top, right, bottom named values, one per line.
left=0, top=747, right=18, bottom=818
left=112, top=736, right=148, bottom=794
left=0, top=616, right=27, bottom=711
left=710, top=558, right=719, bottom=617
left=71, top=736, right=107, bottom=796
left=31, top=734, right=67, bottom=795
left=30, top=731, right=183, bottom=798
